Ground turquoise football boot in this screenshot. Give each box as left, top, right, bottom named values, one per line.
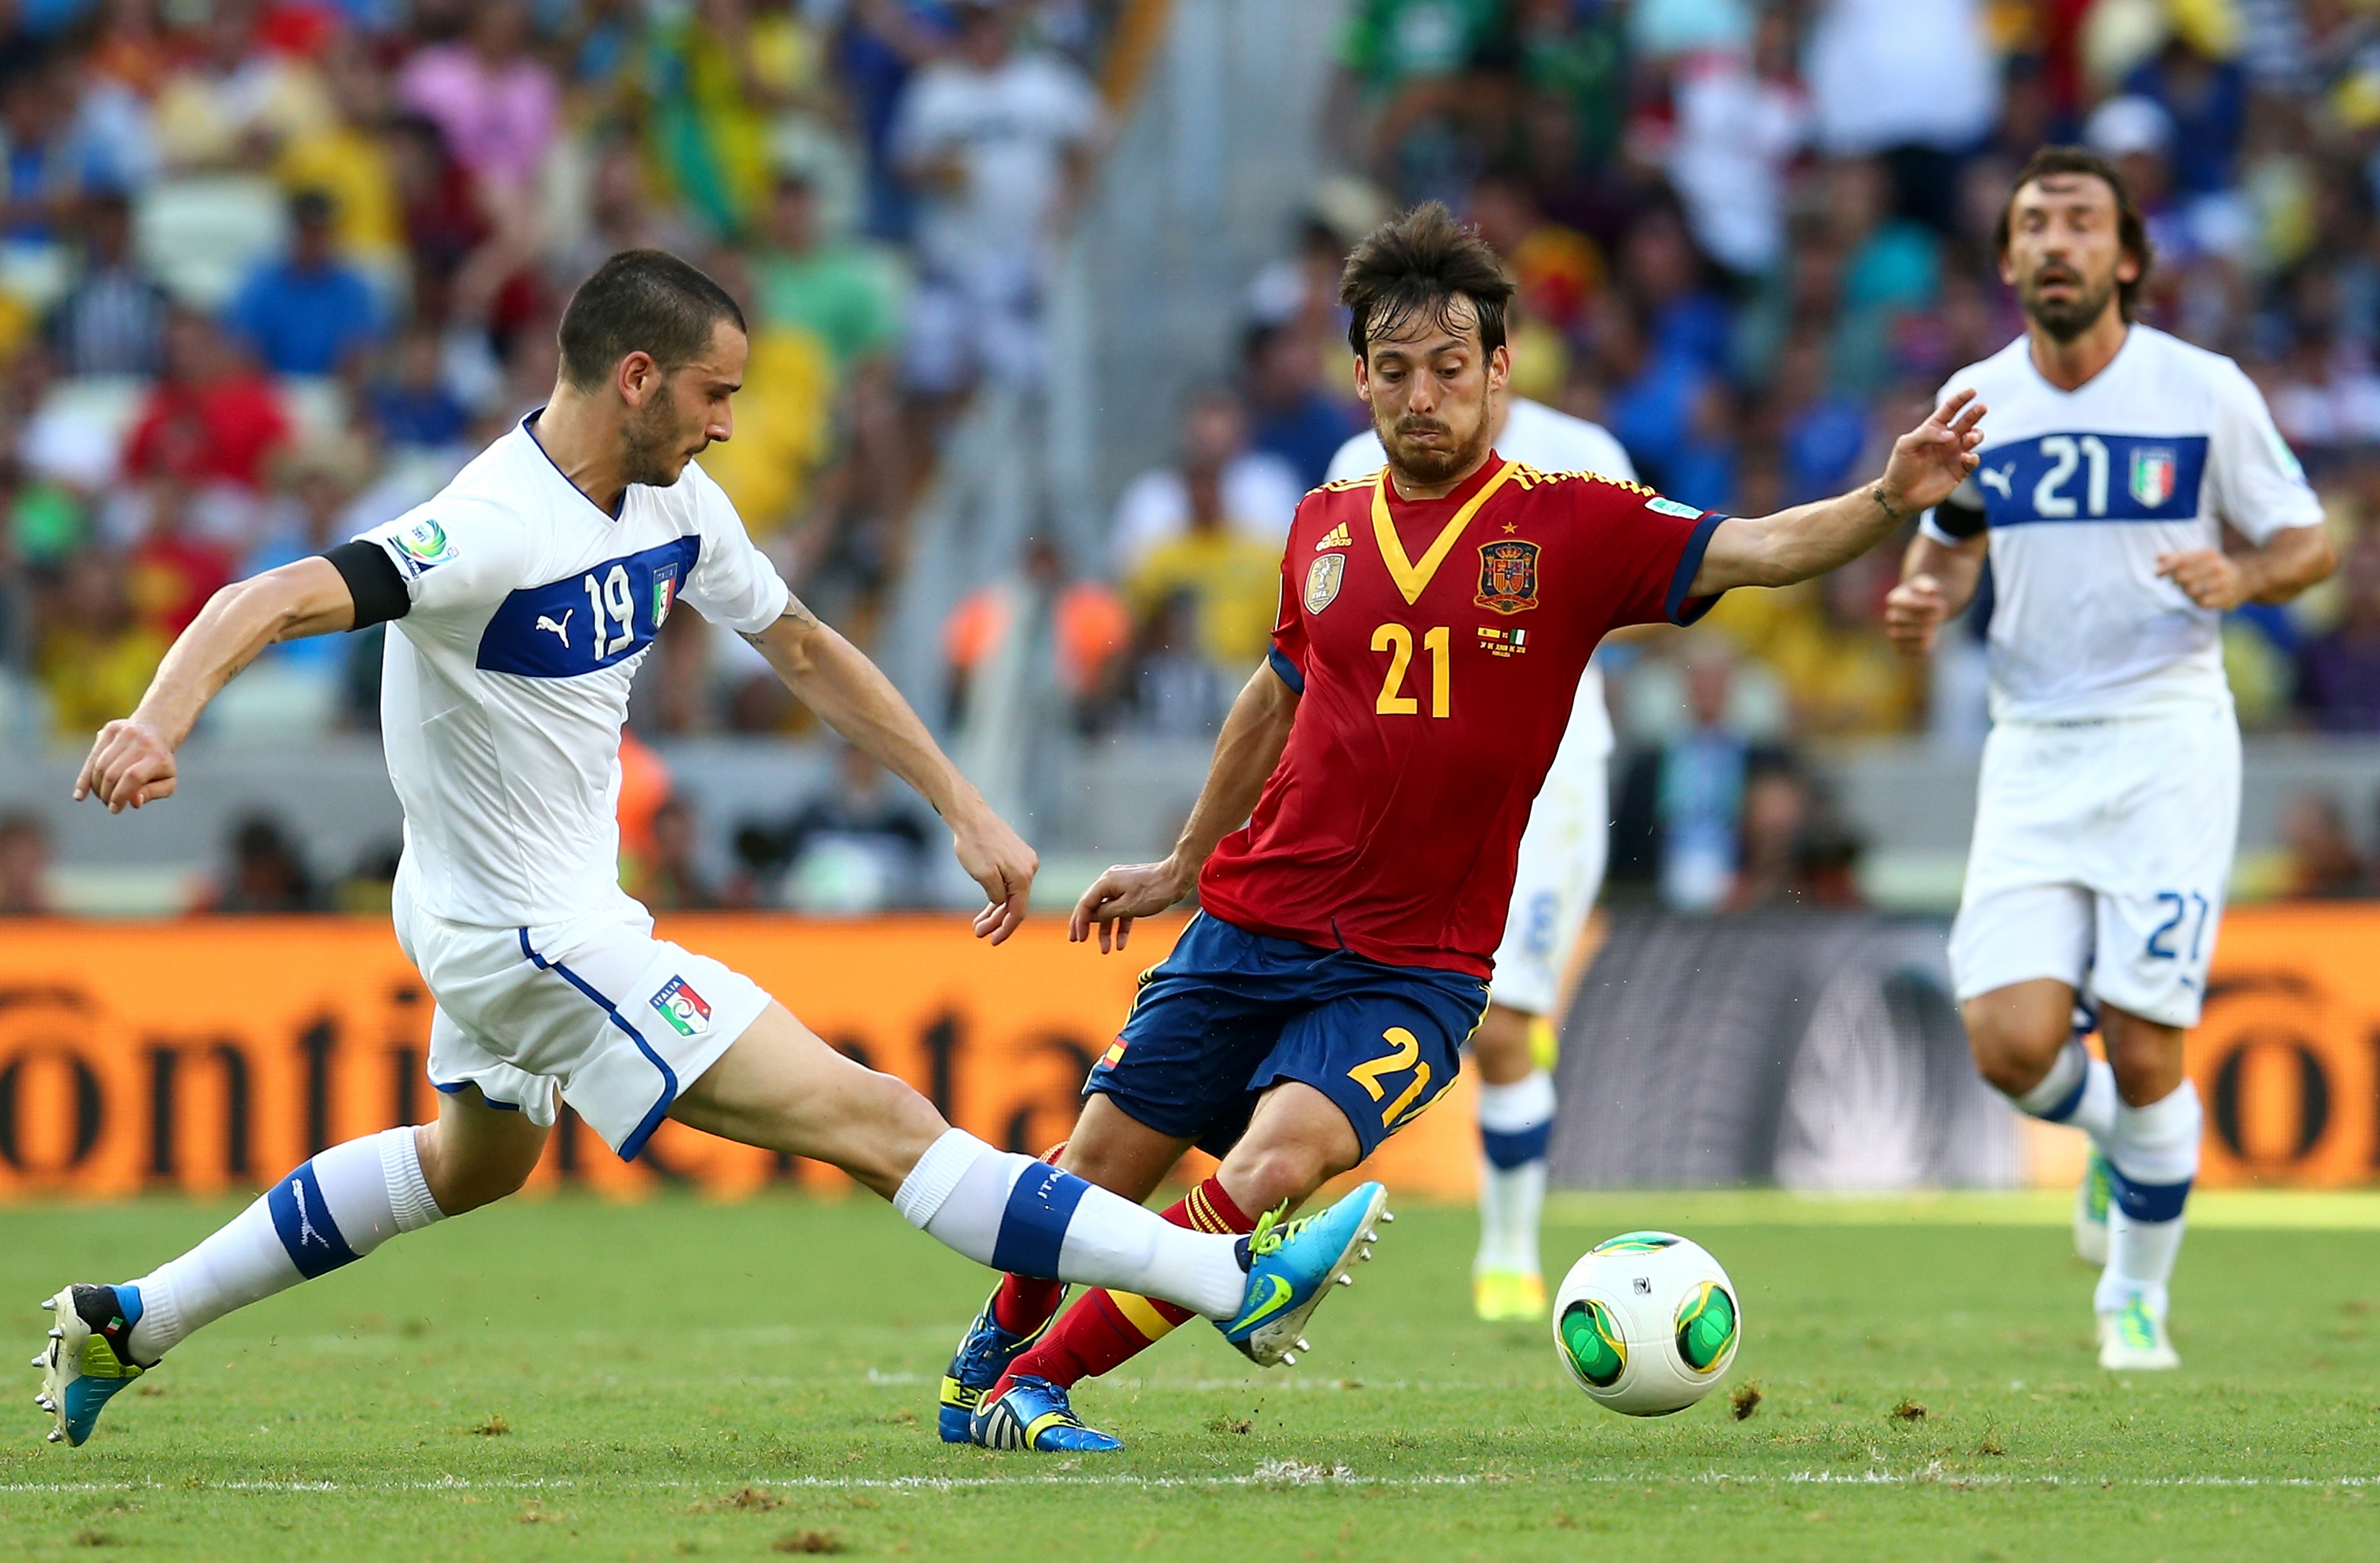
left=969, top=1373, right=1123, bottom=1453
left=34, top=1285, right=152, bottom=1446
left=938, top=1286, right=1067, bottom=1443
left=1220, top=1181, right=1390, bottom=1366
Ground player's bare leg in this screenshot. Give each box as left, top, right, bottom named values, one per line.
left=1469, top=1000, right=1554, bottom=1319
left=670, top=1001, right=1378, bottom=1365
left=667, top=1000, right=950, bottom=1196
left=1053, top=1094, right=1193, bottom=1205
left=669, top=1000, right=1259, bottom=1316
left=36, top=1086, right=537, bottom=1445
left=1964, top=979, right=2194, bottom=1369
left=1210, top=1081, right=1364, bottom=1220
left=416, top=1086, right=554, bottom=1213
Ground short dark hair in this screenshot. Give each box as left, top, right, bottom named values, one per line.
left=557, top=250, right=747, bottom=391
left=1995, top=146, right=2155, bottom=321
left=1339, top=202, right=1514, bottom=360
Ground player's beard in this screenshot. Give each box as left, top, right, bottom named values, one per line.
left=2021, top=262, right=2119, bottom=344
left=1379, top=401, right=1493, bottom=488
left=620, top=390, right=697, bottom=487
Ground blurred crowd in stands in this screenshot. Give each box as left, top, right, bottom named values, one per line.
left=16, top=0, right=2380, bottom=915
left=1023, top=0, right=2380, bottom=909
left=0, top=0, right=1121, bottom=758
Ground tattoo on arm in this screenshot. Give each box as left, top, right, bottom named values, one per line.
left=738, top=596, right=821, bottom=647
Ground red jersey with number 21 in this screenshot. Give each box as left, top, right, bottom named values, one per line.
left=1196, top=451, right=1726, bottom=978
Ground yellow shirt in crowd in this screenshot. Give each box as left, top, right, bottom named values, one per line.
left=1124, top=525, right=1283, bottom=670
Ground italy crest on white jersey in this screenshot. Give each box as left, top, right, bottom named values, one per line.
left=1922, top=325, right=2323, bottom=724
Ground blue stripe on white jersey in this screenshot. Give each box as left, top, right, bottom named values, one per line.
left=1972, top=432, right=2209, bottom=528
left=475, top=536, right=700, bottom=678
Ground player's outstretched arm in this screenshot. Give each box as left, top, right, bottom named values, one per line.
left=1069, top=660, right=1299, bottom=954
left=1691, top=389, right=1987, bottom=596
left=74, top=557, right=359, bottom=814
left=2155, top=524, right=2338, bottom=613
left=742, top=600, right=1037, bottom=943
left=1884, top=530, right=1988, bottom=657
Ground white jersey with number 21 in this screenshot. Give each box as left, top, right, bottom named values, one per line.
left=1933, top=325, right=2323, bottom=1028
left=1923, top=324, right=2323, bottom=723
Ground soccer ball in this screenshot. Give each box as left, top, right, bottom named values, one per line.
left=1552, top=1231, right=1741, bottom=1416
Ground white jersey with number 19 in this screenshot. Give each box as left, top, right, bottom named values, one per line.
left=357, top=413, right=792, bottom=931
left=347, top=412, right=793, bottom=1155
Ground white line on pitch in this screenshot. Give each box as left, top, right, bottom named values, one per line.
left=2, top=1469, right=2374, bottom=1495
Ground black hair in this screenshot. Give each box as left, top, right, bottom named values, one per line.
left=1338, top=202, right=1514, bottom=359
left=557, top=249, right=747, bottom=392
left=1995, top=146, right=2155, bottom=321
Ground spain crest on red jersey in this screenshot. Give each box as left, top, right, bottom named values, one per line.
left=1475, top=540, right=1541, bottom=614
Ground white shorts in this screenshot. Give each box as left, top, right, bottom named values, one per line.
left=1948, top=706, right=2240, bottom=1030
left=392, top=870, right=772, bottom=1158
left=1489, top=696, right=1611, bottom=1017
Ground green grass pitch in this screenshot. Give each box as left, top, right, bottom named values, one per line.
left=2, top=1189, right=2375, bottom=1560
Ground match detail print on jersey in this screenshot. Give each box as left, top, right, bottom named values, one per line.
left=476, top=536, right=702, bottom=678
left=1969, top=432, right=2208, bottom=526
left=1372, top=460, right=1520, bottom=604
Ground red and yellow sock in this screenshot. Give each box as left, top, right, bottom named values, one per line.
left=993, top=1177, right=1252, bottom=1395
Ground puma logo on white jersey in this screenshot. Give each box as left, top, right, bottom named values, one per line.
left=1978, top=463, right=2013, bottom=498
left=536, top=609, right=573, bottom=647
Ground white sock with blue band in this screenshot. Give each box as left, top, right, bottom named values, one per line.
left=893, top=1128, right=1245, bottom=1319
left=1476, top=1070, right=1557, bottom=1276
left=2094, top=1081, right=2200, bottom=1315
left=2011, top=1039, right=2119, bottom=1142
left=125, top=1127, right=443, bottom=1363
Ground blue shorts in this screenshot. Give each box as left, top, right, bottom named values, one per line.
left=1084, top=912, right=1489, bottom=1160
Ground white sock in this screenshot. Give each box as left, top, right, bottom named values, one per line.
left=893, top=1128, right=1246, bottom=1319
left=1476, top=1070, right=1556, bottom=1276
left=126, top=1127, right=443, bottom=1362
left=2094, top=1081, right=2200, bottom=1316
left=2010, top=1040, right=2119, bottom=1142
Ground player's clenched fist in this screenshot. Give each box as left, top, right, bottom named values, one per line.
left=2155, top=547, right=2248, bottom=613
left=1884, top=571, right=1951, bottom=655
left=72, top=718, right=178, bottom=813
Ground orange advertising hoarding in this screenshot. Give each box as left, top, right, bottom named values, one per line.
left=2185, top=905, right=2380, bottom=1187
left=0, top=915, right=1478, bottom=1201
left=1, top=904, right=2371, bottom=1201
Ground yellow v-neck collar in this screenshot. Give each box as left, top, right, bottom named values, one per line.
left=1371, top=458, right=1518, bottom=605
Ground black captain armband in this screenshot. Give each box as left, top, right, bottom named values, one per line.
left=322, top=540, right=412, bottom=629
left=1929, top=481, right=1988, bottom=542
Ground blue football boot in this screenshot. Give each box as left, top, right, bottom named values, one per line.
left=1220, top=1181, right=1390, bottom=1366
left=34, top=1285, right=151, bottom=1446
left=938, top=1285, right=1067, bottom=1443
left=969, top=1373, right=1123, bottom=1453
